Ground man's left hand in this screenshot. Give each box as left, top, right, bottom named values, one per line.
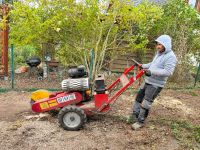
left=145, top=70, right=151, bottom=76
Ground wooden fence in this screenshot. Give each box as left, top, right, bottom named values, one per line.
left=108, top=50, right=155, bottom=73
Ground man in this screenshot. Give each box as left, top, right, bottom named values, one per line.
left=131, top=35, right=177, bottom=130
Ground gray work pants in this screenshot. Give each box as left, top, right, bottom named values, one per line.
left=133, top=82, right=162, bottom=117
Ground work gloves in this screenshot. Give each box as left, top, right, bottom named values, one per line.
left=144, top=69, right=151, bottom=76
left=134, top=63, right=151, bottom=76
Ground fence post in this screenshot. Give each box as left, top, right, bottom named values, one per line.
left=194, top=62, right=200, bottom=87
left=11, top=44, right=14, bottom=89
left=89, top=49, right=94, bottom=81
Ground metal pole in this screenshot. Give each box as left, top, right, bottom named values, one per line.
left=89, top=49, right=95, bottom=92
left=194, top=62, right=200, bottom=87
left=89, top=49, right=94, bottom=81
left=11, top=44, right=14, bottom=89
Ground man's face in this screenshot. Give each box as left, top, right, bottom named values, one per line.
left=156, top=42, right=165, bottom=53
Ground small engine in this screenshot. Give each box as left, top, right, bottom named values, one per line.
left=62, top=78, right=89, bottom=91
left=68, top=65, right=87, bottom=78
left=61, top=65, right=89, bottom=91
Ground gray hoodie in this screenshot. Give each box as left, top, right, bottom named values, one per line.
left=142, top=35, right=177, bottom=87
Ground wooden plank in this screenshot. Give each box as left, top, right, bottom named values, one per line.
left=112, top=60, right=133, bottom=65
left=110, top=64, right=130, bottom=69
left=108, top=50, right=155, bottom=72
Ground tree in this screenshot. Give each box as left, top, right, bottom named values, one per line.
left=152, top=0, right=200, bottom=82
left=9, top=0, right=163, bottom=79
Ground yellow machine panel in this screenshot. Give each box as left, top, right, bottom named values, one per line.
left=31, top=90, right=51, bottom=102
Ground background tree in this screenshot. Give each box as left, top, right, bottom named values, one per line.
left=151, top=0, right=200, bottom=82
left=9, top=0, right=163, bottom=79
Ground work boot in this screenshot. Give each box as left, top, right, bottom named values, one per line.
left=131, top=121, right=144, bottom=130
left=128, top=100, right=141, bottom=123
left=131, top=107, right=148, bottom=130
left=138, top=107, right=149, bottom=123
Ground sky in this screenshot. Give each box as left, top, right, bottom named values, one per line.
left=188, top=0, right=196, bottom=7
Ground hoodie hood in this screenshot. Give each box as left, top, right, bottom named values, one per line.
left=155, top=35, right=172, bottom=53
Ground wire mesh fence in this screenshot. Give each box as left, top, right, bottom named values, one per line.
left=1, top=67, right=199, bottom=93
left=0, top=51, right=200, bottom=92
left=0, top=63, right=68, bottom=91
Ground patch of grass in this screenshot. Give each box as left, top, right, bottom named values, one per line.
left=117, top=115, right=128, bottom=123
left=47, top=88, right=61, bottom=92
left=151, top=118, right=200, bottom=149
left=23, top=88, right=40, bottom=92
left=194, top=126, right=200, bottom=143
left=0, top=88, right=10, bottom=93
left=0, top=88, right=61, bottom=93
left=23, top=88, right=61, bottom=92
left=188, top=91, right=198, bottom=96
left=170, top=120, right=200, bottom=149
left=107, top=115, right=128, bottom=123
left=165, top=84, right=200, bottom=90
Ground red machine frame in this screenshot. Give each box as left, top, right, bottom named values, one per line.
left=31, top=64, right=145, bottom=115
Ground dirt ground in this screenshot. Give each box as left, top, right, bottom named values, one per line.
left=0, top=89, right=199, bottom=150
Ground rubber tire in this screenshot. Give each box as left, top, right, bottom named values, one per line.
left=58, top=106, right=87, bottom=131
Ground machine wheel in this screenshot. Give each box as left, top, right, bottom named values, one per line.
left=58, top=105, right=87, bottom=131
